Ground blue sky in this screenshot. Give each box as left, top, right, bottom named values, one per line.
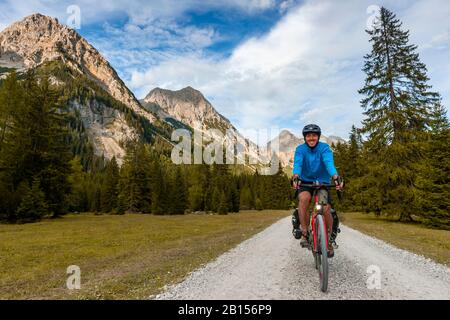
left=0, top=0, right=449, bottom=142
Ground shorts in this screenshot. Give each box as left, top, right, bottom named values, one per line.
left=297, top=181, right=333, bottom=205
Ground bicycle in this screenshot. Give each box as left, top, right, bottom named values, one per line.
left=292, top=178, right=343, bottom=292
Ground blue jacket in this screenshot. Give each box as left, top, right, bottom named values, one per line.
left=292, top=142, right=338, bottom=183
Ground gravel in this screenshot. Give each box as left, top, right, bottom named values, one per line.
left=153, top=217, right=450, bottom=300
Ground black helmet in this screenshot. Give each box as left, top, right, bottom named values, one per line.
left=302, top=124, right=321, bottom=138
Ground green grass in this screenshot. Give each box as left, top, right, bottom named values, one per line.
left=341, top=212, right=450, bottom=267
left=0, top=210, right=289, bottom=300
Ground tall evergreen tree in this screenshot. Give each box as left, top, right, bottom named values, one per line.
left=416, top=128, right=450, bottom=228
left=239, top=186, right=253, bottom=210
left=67, top=156, right=88, bottom=212
left=16, top=178, right=48, bottom=223
left=0, top=71, right=22, bottom=154
left=118, top=142, right=152, bottom=213
left=0, top=73, right=71, bottom=217
left=333, top=126, right=364, bottom=211
left=169, top=166, right=187, bottom=215
left=150, top=160, right=165, bottom=215
left=217, top=191, right=229, bottom=215
left=101, top=157, right=120, bottom=213
left=358, top=7, right=441, bottom=221
left=416, top=108, right=449, bottom=228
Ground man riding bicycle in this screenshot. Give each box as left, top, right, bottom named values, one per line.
left=291, top=124, right=344, bottom=257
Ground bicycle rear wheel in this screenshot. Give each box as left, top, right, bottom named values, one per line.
left=316, top=215, right=329, bottom=292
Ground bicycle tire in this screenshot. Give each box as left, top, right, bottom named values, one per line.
left=316, top=214, right=329, bottom=292
left=310, top=225, right=318, bottom=270
left=313, top=249, right=319, bottom=270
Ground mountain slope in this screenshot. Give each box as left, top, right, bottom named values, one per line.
left=0, top=14, right=155, bottom=122
left=0, top=14, right=170, bottom=164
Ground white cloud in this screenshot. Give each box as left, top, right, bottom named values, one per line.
left=128, top=0, right=450, bottom=141
left=129, top=0, right=369, bottom=137
left=420, top=32, right=449, bottom=50
left=279, top=0, right=299, bottom=14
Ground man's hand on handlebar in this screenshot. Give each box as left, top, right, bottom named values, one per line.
left=291, top=174, right=301, bottom=189
left=333, top=174, right=344, bottom=191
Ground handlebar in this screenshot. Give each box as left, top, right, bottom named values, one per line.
left=291, top=177, right=344, bottom=201
left=298, top=183, right=338, bottom=188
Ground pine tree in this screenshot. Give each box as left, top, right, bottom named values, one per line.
left=255, top=198, right=263, bottom=211
left=188, top=184, right=204, bottom=212
left=169, top=166, right=187, bottom=215
left=92, top=186, right=102, bottom=214
left=333, top=126, right=364, bottom=211
left=211, top=186, right=221, bottom=212
left=67, top=156, right=88, bottom=212
left=416, top=108, right=449, bottom=228
left=417, top=128, right=450, bottom=228
left=229, top=180, right=240, bottom=213
left=16, top=178, right=48, bottom=223
left=217, top=191, right=229, bottom=215
left=118, top=142, right=152, bottom=213
left=239, top=186, right=253, bottom=210
left=0, top=71, right=22, bottom=154
left=201, top=164, right=212, bottom=211
left=358, top=7, right=441, bottom=221
left=269, top=162, right=291, bottom=209
left=150, top=160, right=166, bottom=215
left=101, top=157, right=120, bottom=213
left=429, top=103, right=448, bottom=133
left=0, top=73, right=72, bottom=217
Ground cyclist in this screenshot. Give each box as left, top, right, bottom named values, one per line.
left=291, top=124, right=344, bottom=257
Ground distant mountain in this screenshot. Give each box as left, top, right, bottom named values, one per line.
left=142, top=86, right=233, bottom=132
left=0, top=14, right=155, bottom=121
left=0, top=14, right=164, bottom=164
left=142, top=86, right=267, bottom=170
left=267, top=130, right=346, bottom=169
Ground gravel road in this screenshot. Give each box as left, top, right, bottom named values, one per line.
left=154, top=216, right=450, bottom=300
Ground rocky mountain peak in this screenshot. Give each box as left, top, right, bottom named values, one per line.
left=146, top=86, right=205, bottom=105
left=143, top=86, right=231, bottom=131
left=278, top=129, right=297, bottom=140
left=0, top=13, right=161, bottom=164
left=0, top=13, right=155, bottom=122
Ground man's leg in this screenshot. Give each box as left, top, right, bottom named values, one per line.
left=298, top=191, right=311, bottom=237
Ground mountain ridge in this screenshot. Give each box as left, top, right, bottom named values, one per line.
left=0, top=13, right=346, bottom=170
left=0, top=13, right=156, bottom=123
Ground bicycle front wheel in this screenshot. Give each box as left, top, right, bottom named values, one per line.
left=316, top=214, right=329, bottom=292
